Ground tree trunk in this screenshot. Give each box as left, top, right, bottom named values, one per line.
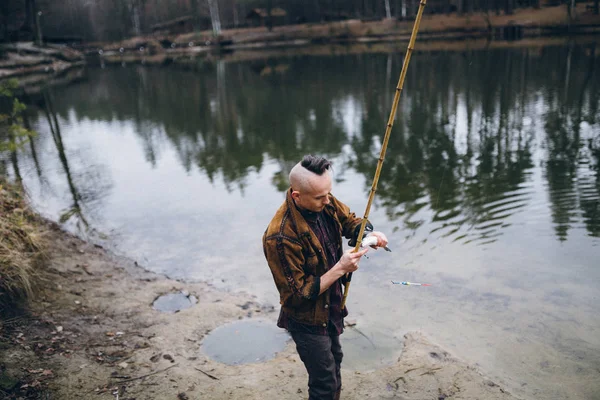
left=34, top=3, right=43, bottom=46
left=128, top=0, right=141, bottom=36
left=385, top=0, right=392, bottom=18
left=207, top=0, right=221, bottom=36
left=395, top=0, right=406, bottom=18
left=24, top=0, right=42, bottom=44
left=567, top=0, right=577, bottom=26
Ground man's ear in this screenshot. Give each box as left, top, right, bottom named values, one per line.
left=291, top=190, right=300, bottom=200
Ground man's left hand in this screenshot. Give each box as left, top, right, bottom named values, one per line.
left=368, top=231, right=388, bottom=249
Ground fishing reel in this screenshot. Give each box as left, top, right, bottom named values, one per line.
left=348, top=220, right=391, bottom=252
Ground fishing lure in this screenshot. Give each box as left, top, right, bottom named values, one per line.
left=391, top=281, right=431, bottom=286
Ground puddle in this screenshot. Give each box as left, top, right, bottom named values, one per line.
left=342, top=326, right=403, bottom=371
left=152, top=291, right=197, bottom=313
left=201, top=319, right=290, bottom=365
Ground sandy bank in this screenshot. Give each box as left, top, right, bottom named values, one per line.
left=0, top=219, right=522, bottom=399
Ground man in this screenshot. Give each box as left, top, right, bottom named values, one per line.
left=263, top=155, right=388, bottom=400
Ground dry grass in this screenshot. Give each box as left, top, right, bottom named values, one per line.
left=0, top=177, right=46, bottom=309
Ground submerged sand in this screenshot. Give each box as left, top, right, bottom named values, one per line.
left=1, top=221, right=519, bottom=399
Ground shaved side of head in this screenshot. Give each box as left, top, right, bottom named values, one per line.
left=289, top=155, right=332, bottom=192
left=289, top=162, right=317, bottom=192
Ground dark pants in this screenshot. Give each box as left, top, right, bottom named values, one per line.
left=290, top=331, right=343, bottom=400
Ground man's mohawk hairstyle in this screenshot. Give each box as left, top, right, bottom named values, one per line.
left=301, top=155, right=332, bottom=175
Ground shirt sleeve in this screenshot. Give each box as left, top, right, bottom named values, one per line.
left=263, top=235, right=320, bottom=308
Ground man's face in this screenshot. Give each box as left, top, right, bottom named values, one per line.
left=292, top=172, right=332, bottom=213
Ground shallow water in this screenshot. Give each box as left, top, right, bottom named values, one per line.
left=201, top=319, right=290, bottom=365
left=6, top=43, right=600, bottom=399
left=152, top=291, right=197, bottom=313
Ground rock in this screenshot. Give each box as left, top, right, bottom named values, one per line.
left=118, top=362, right=128, bottom=369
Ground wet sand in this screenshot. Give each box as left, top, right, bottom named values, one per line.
left=0, top=220, right=519, bottom=399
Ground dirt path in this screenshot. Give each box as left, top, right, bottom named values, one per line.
left=0, top=221, right=521, bottom=399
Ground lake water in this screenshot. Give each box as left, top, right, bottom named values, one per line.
left=5, top=42, right=600, bottom=399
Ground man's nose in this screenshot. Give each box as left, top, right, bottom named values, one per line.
left=323, top=197, right=331, bottom=205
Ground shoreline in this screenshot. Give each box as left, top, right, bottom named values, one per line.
left=2, top=3, right=599, bottom=87
left=0, top=218, right=520, bottom=399
left=90, top=34, right=600, bottom=70
left=79, top=4, right=600, bottom=56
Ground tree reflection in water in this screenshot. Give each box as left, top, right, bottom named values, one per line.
left=14, top=43, right=600, bottom=242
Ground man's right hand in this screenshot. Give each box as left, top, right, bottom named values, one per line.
left=319, top=247, right=369, bottom=295
left=337, top=247, right=368, bottom=274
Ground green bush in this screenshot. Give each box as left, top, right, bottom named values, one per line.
left=0, top=79, right=36, bottom=153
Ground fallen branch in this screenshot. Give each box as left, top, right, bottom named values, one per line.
left=194, top=367, right=219, bottom=380
left=419, top=367, right=443, bottom=376
left=112, top=364, right=178, bottom=384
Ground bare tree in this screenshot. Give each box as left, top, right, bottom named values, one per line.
left=126, top=0, right=144, bottom=36
left=567, top=0, right=577, bottom=26
left=208, top=0, right=221, bottom=36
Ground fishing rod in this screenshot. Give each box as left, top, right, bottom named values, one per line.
left=341, top=0, right=428, bottom=309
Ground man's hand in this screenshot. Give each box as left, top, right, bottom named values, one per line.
left=368, top=231, right=388, bottom=249
left=319, top=247, right=368, bottom=294
left=338, top=247, right=368, bottom=274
